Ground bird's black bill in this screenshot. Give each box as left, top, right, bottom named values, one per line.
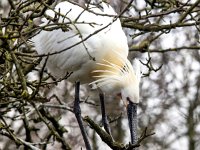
left=74, top=82, right=91, bottom=150
left=99, top=92, right=113, bottom=139
left=127, top=101, right=138, bottom=145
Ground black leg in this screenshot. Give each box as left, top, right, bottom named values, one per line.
left=99, top=92, right=113, bottom=139
left=73, top=82, right=91, bottom=150
left=127, top=101, right=138, bottom=145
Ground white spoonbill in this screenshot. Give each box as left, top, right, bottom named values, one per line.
left=32, top=1, right=140, bottom=149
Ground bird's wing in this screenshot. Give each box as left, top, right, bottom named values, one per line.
left=32, top=1, right=128, bottom=79
left=44, top=2, right=120, bottom=34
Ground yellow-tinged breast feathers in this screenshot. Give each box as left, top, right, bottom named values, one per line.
left=90, top=50, right=140, bottom=98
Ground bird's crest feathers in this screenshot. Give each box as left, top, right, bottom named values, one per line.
left=90, top=50, right=139, bottom=91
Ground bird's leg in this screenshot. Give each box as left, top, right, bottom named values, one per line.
left=127, top=100, right=138, bottom=145
left=99, top=92, right=113, bottom=139
left=73, top=82, right=91, bottom=150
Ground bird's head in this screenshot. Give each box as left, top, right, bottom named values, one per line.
left=120, top=78, right=140, bottom=105
left=90, top=51, right=141, bottom=104
left=118, top=58, right=140, bottom=105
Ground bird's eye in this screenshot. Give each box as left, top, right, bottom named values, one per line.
left=126, top=97, right=130, bottom=101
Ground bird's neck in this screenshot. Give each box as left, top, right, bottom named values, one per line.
left=91, top=51, right=125, bottom=77
left=89, top=51, right=128, bottom=93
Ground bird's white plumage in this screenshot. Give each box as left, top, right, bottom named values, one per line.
left=33, top=1, right=140, bottom=103
left=33, top=1, right=128, bottom=80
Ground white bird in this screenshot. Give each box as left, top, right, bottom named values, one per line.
left=32, top=1, right=140, bottom=149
